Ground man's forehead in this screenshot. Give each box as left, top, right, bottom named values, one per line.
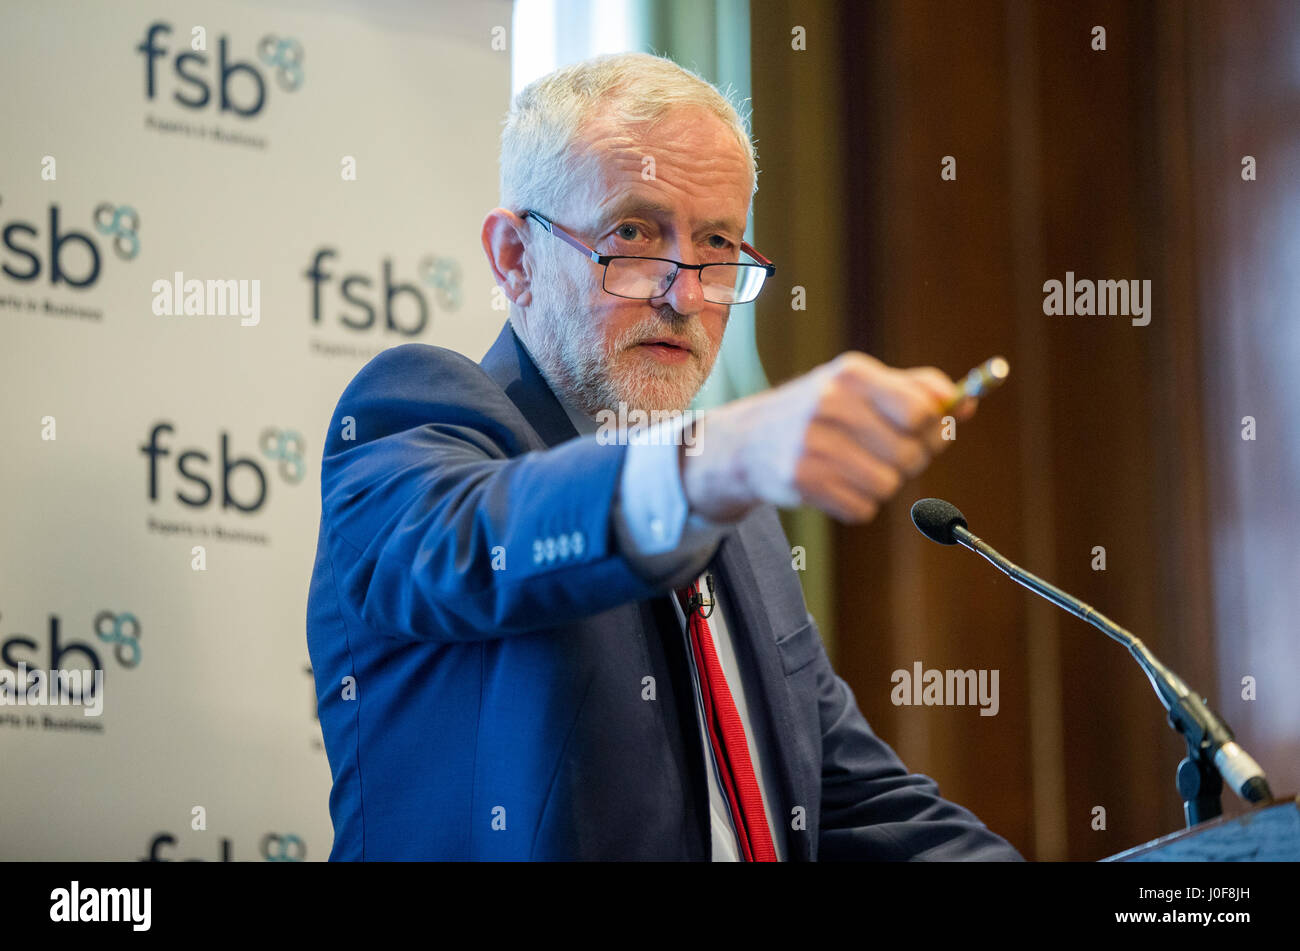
left=563, top=107, right=752, bottom=231
left=587, top=191, right=747, bottom=236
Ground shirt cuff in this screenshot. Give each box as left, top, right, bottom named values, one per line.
left=611, top=425, right=728, bottom=582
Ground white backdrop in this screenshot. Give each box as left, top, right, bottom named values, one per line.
left=0, top=0, right=510, bottom=860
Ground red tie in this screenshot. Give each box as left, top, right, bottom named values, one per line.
left=676, top=579, right=778, bottom=862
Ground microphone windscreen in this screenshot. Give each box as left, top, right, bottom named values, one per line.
left=910, top=498, right=969, bottom=545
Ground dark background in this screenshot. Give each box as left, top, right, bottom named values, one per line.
left=750, top=0, right=1300, bottom=861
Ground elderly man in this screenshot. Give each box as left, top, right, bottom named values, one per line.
left=306, top=52, right=1022, bottom=861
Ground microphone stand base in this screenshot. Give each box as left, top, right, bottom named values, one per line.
left=1178, top=747, right=1223, bottom=828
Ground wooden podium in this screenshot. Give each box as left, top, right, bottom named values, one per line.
left=1103, top=796, right=1300, bottom=861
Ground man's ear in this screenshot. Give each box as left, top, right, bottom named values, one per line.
left=481, top=208, right=534, bottom=307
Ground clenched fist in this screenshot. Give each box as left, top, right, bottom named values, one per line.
left=681, top=352, right=977, bottom=523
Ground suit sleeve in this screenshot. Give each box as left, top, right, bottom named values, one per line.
left=809, top=615, right=1025, bottom=861
left=612, top=435, right=727, bottom=587
left=320, top=343, right=679, bottom=641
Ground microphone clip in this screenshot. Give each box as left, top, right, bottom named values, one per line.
left=686, top=572, right=716, bottom=619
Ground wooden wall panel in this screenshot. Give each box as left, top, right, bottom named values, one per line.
left=749, top=0, right=1299, bottom=860
left=1188, top=0, right=1300, bottom=808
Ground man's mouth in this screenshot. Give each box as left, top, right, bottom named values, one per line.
left=632, top=338, right=694, bottom=365
left=636, top=337, right=692, bottom=354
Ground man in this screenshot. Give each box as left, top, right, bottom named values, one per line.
left=306, top=52, right=1022, bottom=861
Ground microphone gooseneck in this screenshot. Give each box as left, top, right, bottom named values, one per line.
left=911, top=497, right=1274, bottom=826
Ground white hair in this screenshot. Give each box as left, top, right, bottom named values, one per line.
left=499, top=51, right=757, bottom=217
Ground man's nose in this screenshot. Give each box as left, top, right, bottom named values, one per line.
left=658, top=263, right=705, bottom=316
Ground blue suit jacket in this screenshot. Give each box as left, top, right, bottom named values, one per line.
left=306, top=320, right=1024, bottom=861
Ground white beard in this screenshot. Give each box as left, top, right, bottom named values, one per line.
left=523, top=291, right=718, bottom=416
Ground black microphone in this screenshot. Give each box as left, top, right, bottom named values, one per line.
left=910, top=497, right=968, bottom=545
left=910, top=497, right=1273, bottom=825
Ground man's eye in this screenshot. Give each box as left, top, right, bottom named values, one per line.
left=615, top=224, right=643, bottom=241
left=708, top=234, right=734, bottom=249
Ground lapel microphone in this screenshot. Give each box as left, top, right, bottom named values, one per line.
left=685, top=571, right=716, bottom=619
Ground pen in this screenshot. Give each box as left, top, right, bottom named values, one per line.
left=945, top=356, right=1010, bottom=410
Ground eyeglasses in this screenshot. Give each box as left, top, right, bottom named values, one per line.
left=523, top=210, right=776, bottom=305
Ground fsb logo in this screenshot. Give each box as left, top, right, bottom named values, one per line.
left=1, top=200, right=140, bottom=289
left=141, top=422, right=304, bottom=514
left=140, top=831, right=304, bottom=861
left=304, top=248, right=462, bottom=336
left=136, top=21, right=304, bottom=118
left=261, top=833, right=306, bottom=861
left=1, top=610, right=143, bottom=699
left=141, top=833, right=231, bottom=862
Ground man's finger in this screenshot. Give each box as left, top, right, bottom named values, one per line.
left=905, top=366, right=960, bottom=409
left=794, top=455, right=880, bottom=522
left=907, top=366, right=979, bottom=420
left=817, top=401, right=932, bottom=477
left=861, top=369, right=946, bottom=434
left=803, top=424, right=904, bottom=501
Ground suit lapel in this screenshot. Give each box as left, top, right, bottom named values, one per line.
left=479, top=318, right=813, bottom=860
left=479, top=320, right=579, bottom=448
